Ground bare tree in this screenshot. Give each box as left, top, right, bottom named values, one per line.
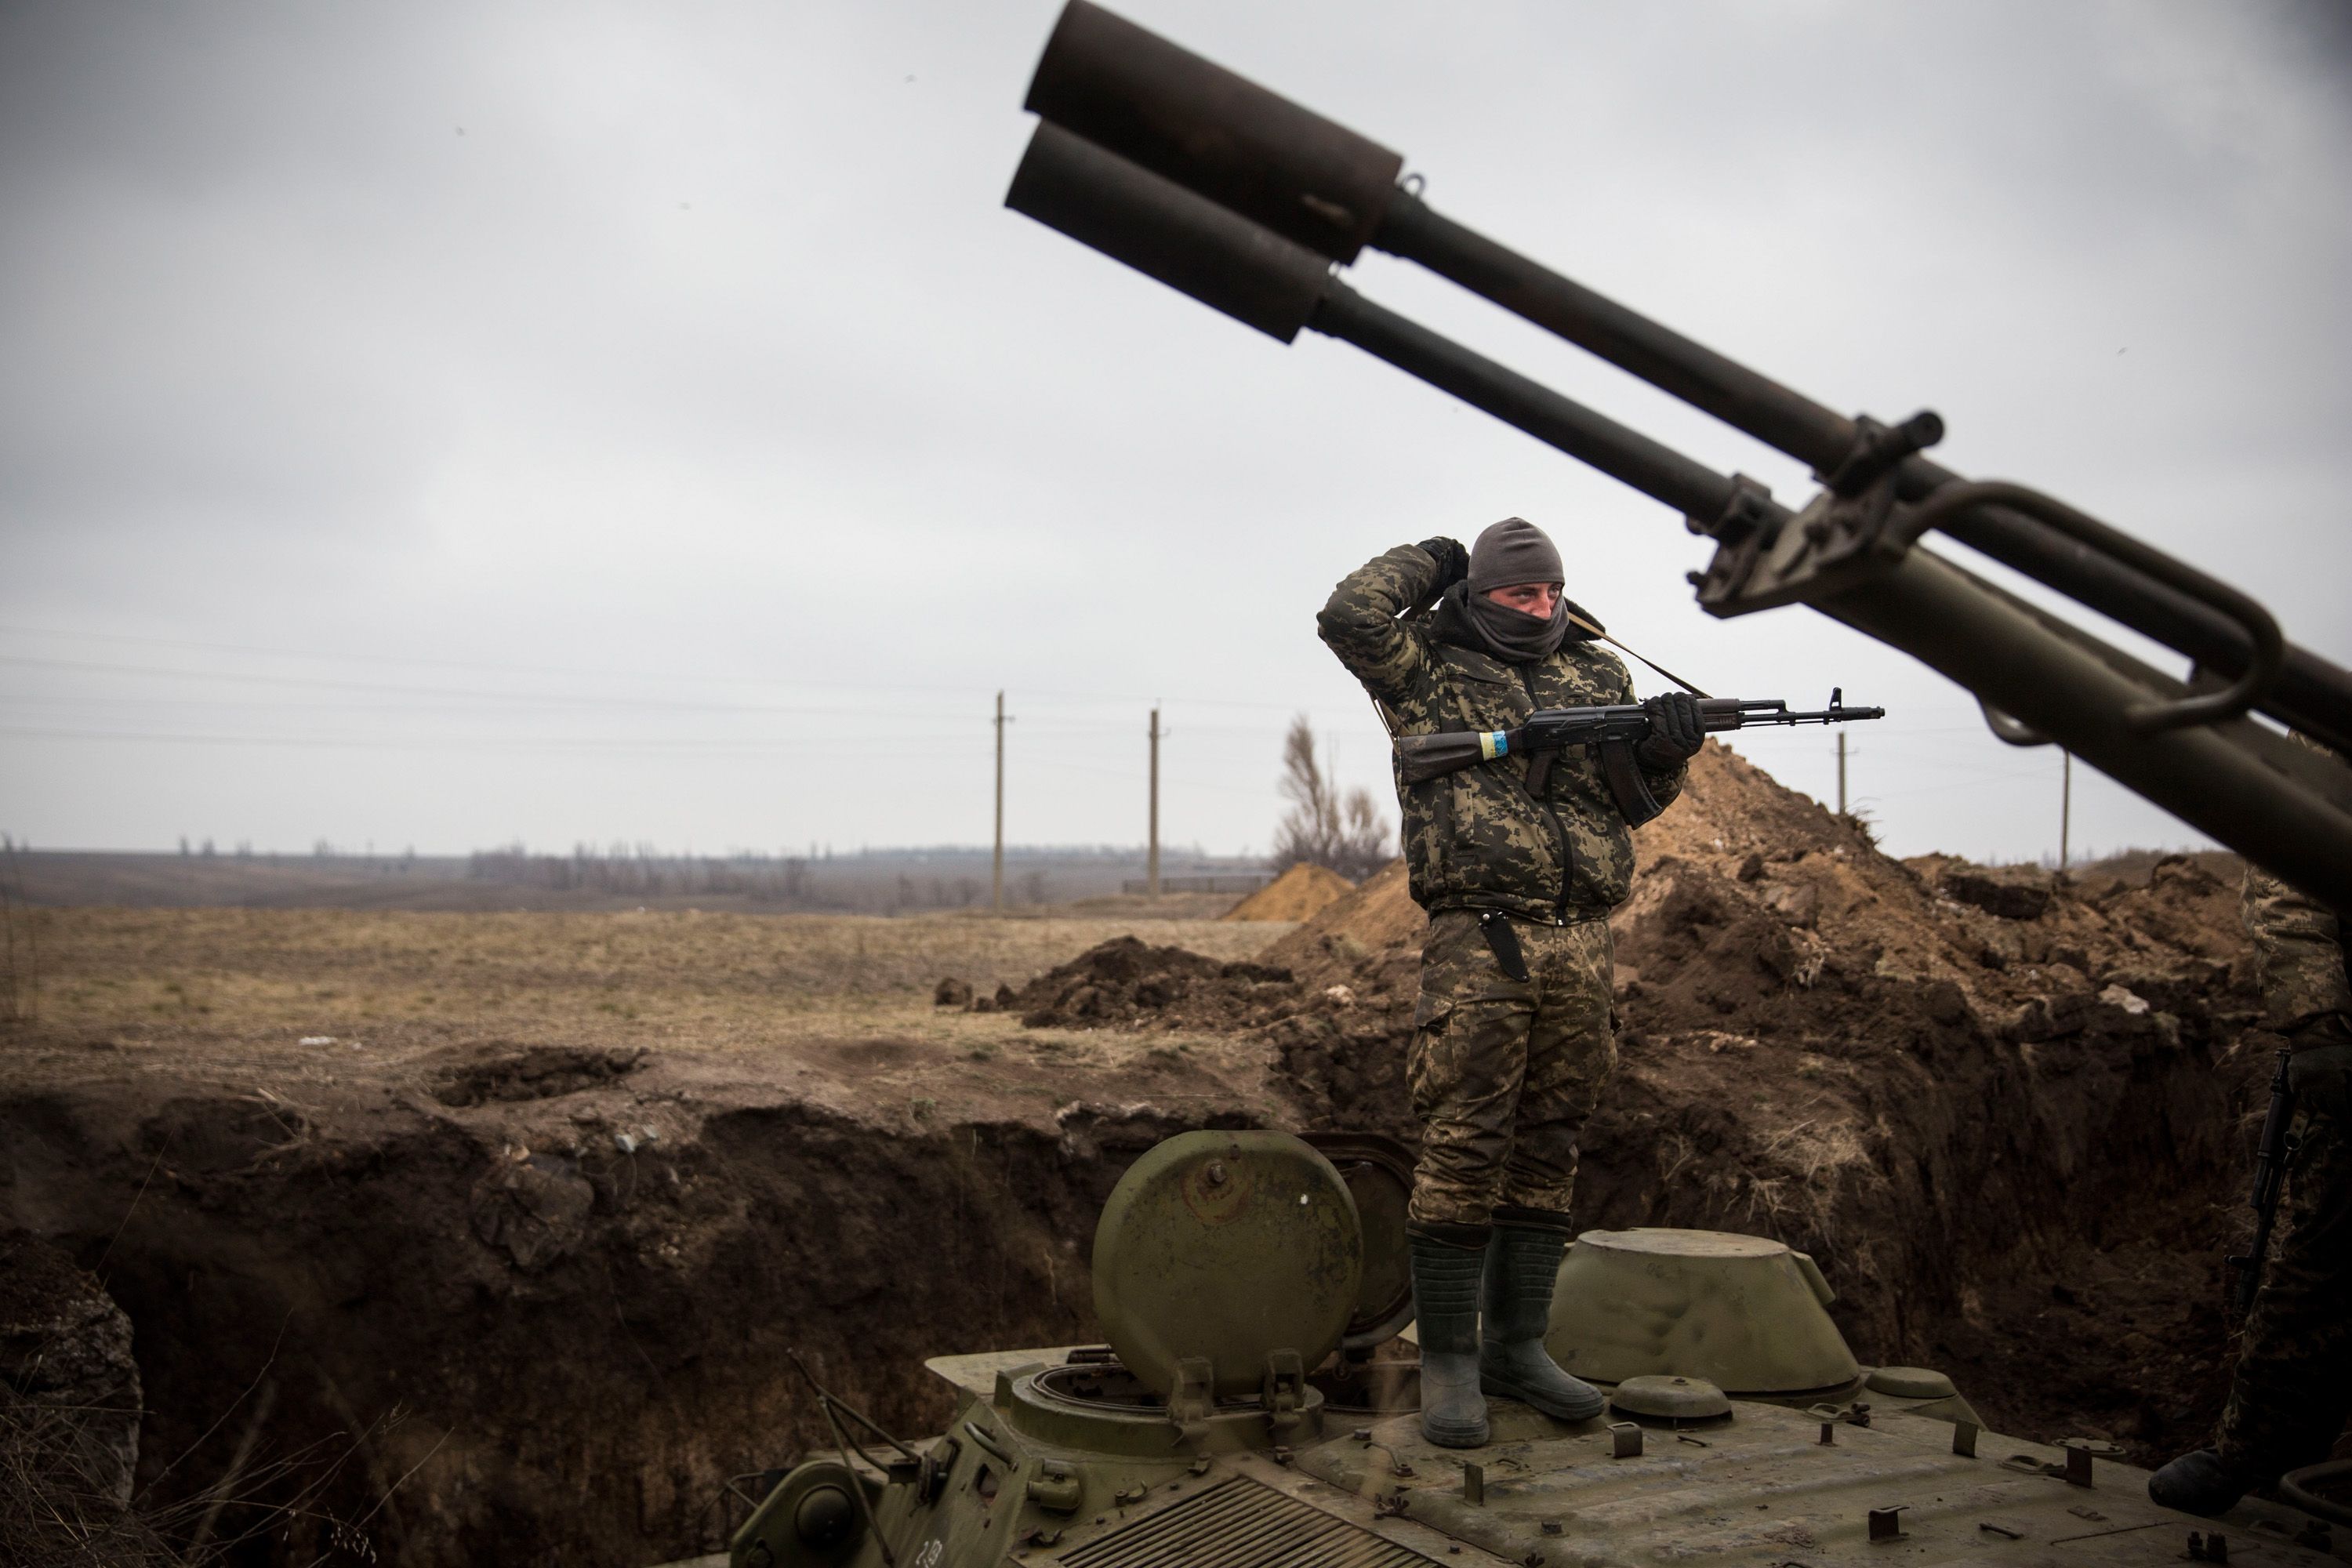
left=1272, top=715, right=1393, bottom=882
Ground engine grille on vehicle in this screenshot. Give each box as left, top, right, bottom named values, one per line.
left=1060, top=1476, right=1435, bottom=1567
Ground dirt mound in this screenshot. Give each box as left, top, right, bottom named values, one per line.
left=1261, top=858, right=1423, bottom=990
left=1006, top=935, right=1294, bottom=1028
left=1020, top=741, right=2272, bottom=1461
left=1221, top=862, right=1354, bottom=923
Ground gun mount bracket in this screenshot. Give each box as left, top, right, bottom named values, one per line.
left=1693, top=474, right=1896, bottom=617
left=1820, top=411, right=1944, bottom=496
left=1692, top=412, right=1945, bottom=619
left=1686, top=471, right=1777, bottom=544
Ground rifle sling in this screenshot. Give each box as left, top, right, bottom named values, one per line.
left=1566, top=612, right=1711, bottom=699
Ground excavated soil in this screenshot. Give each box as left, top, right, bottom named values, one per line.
left=1221, top=862, right=1355, bottom=923
left=0, top=746, right=2318, bottom=1566
left=0, top=910, right=1289, bottom=1567
left=1014, top=742, right=2294, bottom=1465
left=1, top=1018, right=1283, bottom=1567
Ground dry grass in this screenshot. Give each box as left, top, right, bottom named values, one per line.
left=22, top=907, right=1291, bottom=1054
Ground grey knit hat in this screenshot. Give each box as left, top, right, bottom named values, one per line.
left=1466, top=517, right=1563, bottom=593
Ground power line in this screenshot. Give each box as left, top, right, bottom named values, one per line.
left=0, top=623, right=1322, bottom=713
left=0, top=724, right=996, bottom=757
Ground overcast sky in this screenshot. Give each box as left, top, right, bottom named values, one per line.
left=3, top=0, right=2348, bottom=865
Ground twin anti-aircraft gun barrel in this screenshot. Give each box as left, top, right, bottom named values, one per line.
left=1004, top=2, right=2352, bottom=909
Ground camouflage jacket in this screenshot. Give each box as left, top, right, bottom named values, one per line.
left=1318, top=543, right=1686, bottom=923
left=2243, top=734, right=2351, bottom=1044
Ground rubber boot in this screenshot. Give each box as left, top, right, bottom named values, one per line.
left=1479, top=1208, right=1605, bottom=1421
left=2148, top=1449, right=2250, bottom=1517
left=1407, top=1221, right=1490, bottom=1448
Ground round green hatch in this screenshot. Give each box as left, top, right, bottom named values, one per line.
left=1611, top=1374, right=1733, bottom=1421
left=1865, top=1365, right=1958, bottom=1400
left=1546, top=1227, right=1861, bottom=1395
left=1091, top=1130, right=1363, bottom=1401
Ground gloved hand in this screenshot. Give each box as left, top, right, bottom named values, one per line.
left=1635, top=691, right=1705, bottom=769
left=2288, top=1033, right=2352, bottom=1116
left=1417, top=537, right=1469, bottom=591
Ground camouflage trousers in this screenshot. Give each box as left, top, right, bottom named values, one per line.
left=2215, top=1093, right=2350, bottom=1479
left=1406, top=909, right=1617, bottom=1227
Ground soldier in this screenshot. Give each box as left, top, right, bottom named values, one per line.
left=2151, top=749, right=2352, bottom=1515
left=1318, top=517, right=1703, bottom=1448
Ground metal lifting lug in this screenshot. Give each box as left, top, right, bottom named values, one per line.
left=1261, top=1348, right=1305, bottom=1434
left=1167, top=1357, right=1215, bottom=1442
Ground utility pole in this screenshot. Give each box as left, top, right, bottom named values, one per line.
left=2060, top=750, right=2072, bottom=872
left=1836, top=732, right=1848, bottom=816
left=993, top=690, right=1008, bottom=911
left=1147, top=706, right=1162, bottom=898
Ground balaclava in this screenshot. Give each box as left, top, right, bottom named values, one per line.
left=1462, top=517, right=1568, bottom=662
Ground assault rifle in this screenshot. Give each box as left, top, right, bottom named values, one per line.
left=2226, top=1047, right=2299, bottom=1322
left=1396, top=693, right=1884, bottom=823
left=1000, top=2, right=2352, bottom=909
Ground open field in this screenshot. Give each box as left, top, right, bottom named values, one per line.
left=21, top=905, right=1285, bottom=1048
left=5, top=848, right=1265, bottom=916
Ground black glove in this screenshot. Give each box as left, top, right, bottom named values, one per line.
left=1417, top=536, right=1469, bottom=591
left=1635, top=691, right=1705, bottom=769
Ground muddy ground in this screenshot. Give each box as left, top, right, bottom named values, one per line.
left=0, top=750, right=2325, bottom=1566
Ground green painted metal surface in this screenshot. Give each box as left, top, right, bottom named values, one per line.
left=1090, top=1129, right=1362, bottom=1401
left=1546, top=1227, right=1861, bottom=1394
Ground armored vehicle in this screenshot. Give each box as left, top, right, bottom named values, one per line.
left=684, top=1129, right=2348, bottom=1568
left=675, top=7, right=2352, bottom=1563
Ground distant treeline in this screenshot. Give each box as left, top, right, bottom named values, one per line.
left=462, top=843, right=1259, bottom=913
left=466, top=847, right=822, bottom=900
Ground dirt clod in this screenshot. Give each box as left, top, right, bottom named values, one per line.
left=1011, top=935, right=1293, bottom=1028
left=1936, top=862, right=2056, bottom=921
left=469, top=1153, right=598, bottom=1269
